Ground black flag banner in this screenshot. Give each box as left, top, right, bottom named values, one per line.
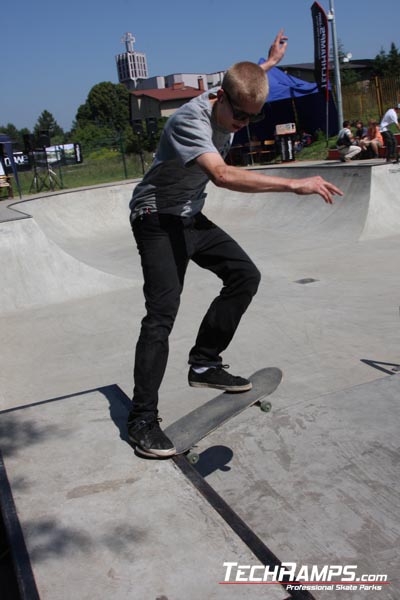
left=311, top=2, right=329, bottom=89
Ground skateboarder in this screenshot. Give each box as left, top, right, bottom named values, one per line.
left=128, top=30, right=343, bottom=457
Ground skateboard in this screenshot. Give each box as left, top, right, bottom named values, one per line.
left=165, top=367, right=282, bottom=464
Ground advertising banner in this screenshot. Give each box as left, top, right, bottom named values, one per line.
left=46, top=143, right=83, bottom=166
left=311, top=2, right=329, bottom=89
left=3, top=144, right=83, bottom=173
left=3, top=152, right=31, bottom=172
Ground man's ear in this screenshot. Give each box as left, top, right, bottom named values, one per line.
left=216, top=89, right=224, bottom=100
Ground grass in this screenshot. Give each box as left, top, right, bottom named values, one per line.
left=296, top=134, right=337, bottom=161
left=14, top=151, right=154, bottom=197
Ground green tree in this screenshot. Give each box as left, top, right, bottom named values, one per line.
left=74, top=102, right=92, bottom=128
left=70, top=122, right=116, bottom=154
left=372, top=42, right=400, bottom=76
left=373, top=48, right=387, bottom=76
left=74, top=82, right=130, bottom=131
left=33, top=110, right=64, bottom=142
left=72, top=81, right=170, bottom=157
left=0, top=123, right=32, bottom=150
left=387, top=42, right=400, bottom=76
left=0, top=123, right=20, bottom=142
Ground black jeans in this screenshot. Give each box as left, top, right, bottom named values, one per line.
left=382, top=130, right=398, bottom=161
left=130, top=212, right=261, bottom=421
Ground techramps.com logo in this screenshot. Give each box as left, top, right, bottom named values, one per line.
left=220, top=562, right=390, bottom=592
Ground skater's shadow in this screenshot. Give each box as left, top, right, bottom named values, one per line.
left=194, top=445, right=233, bottom=477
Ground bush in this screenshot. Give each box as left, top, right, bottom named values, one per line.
left=87, top=147, right=119, bottom=160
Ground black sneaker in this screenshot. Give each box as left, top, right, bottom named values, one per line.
left=188, top=365, right=252, bottom=392
left=128, top=417, right=176, bottom=458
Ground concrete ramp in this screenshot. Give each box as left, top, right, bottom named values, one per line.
left=360, top=164, right=400, bottom=240
left=6, top=164, right=400, bottom=290
left=10, top=182, right=138, bottom=279
left=0, top=217, right=133, bottom=314
left=2, top=165, right=375, bottom=295
left=206, top=165, right=372, bottom=244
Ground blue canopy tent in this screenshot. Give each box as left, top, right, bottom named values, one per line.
left=0, top=134, right=22, bottom=198
left=266, top=66, right=320, bottom=102
left=234, top=66, right=337, bottom=144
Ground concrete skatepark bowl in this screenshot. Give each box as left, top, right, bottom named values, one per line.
left=0, top=161, right=399, bottom=599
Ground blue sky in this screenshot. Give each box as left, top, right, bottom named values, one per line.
left=1, top=0, right=399, bottom=132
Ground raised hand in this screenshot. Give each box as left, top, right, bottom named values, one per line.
left=260, top=29, right=288, bottom=72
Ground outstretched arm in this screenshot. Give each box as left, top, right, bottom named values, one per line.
left=196, top=152, right=343, bottom=205
left=259, top=29, right=288, bottom=72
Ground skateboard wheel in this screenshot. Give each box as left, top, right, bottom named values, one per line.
left=186, top=451, right=199, bottom=464
left=259, top=400, right=272, bottom=413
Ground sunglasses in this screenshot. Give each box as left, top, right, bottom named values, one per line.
left=223, top=89, right=264, bottom=123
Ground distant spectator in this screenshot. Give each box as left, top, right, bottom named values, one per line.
left=336, top=120, right=362, bottom=162
left=354, top=120, right=368, bottom=144
left=294, top=131, right=312, bottom=153
left=379, top=104, right=400, bottom=163
left=360, top=120, right=383, bottom=158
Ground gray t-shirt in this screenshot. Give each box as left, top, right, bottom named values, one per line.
left=130, top=88, right=233, bottom=219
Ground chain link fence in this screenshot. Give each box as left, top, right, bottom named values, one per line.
left=11, top=137, right=154, bottom=197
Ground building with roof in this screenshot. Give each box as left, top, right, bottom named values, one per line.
left=115, top=33, right=224, bottom=123
left=130, top=80, right=205, bottom=121
left=129, top=69, right=228, bottom=122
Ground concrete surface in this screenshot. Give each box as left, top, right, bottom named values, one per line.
left=0, top=387, right=287, bottom=600
left=0, top=160, right=399, bottom=599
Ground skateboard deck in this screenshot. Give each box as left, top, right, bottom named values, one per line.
left=165, top=367, right=282, bottom=462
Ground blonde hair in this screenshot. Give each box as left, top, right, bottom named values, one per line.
left=222, top=62, right=269, bottom=106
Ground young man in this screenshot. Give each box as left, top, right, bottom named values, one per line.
left=380, top=104, right=400, bottom=163
left=128, top=30, right=343, bottom=458
left=336, top=121, right=362, bottom=162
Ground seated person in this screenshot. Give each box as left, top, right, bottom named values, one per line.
left=359, top=120, right=383, bottom=158
left=301, top=131, right=312, bottom=146
left=354, top=120, right=368, bottom=144
left=294, top=131, right=312, bottom=153
left=336, top=120, right=362, bottom=162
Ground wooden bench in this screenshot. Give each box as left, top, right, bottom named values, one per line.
left=227, top=140, right=277, bottom=166
left=258, top=140, right=276, bottom=163
left=0, top=175, right=13, bottom=199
